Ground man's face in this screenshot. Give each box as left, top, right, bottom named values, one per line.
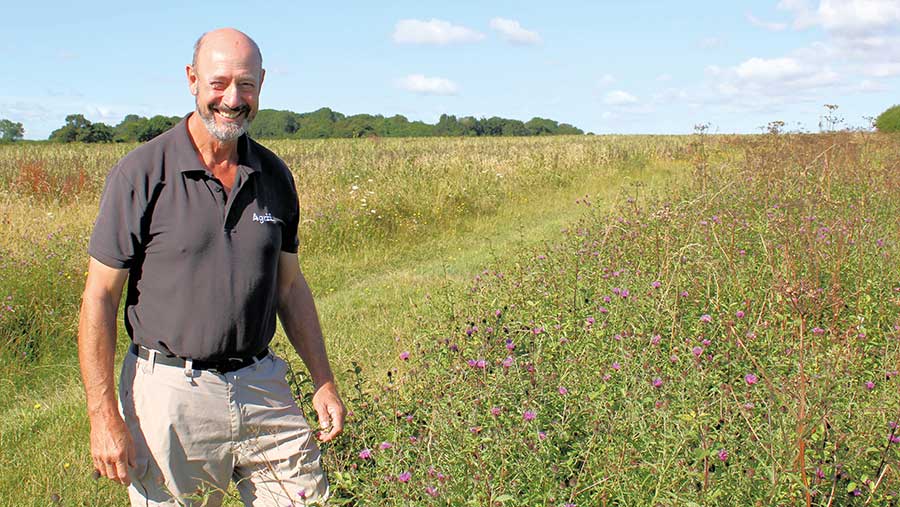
left=188, top=37, right=264, bottom=142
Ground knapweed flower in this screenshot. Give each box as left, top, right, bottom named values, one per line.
left=399, top=351, right=410, bottom=361
left=598, top=306, right=609, bottom=314
left=523, top=410, right=536, bottom=421
left=700, top=314, right=712, bottom=323
left=651, top=280, right=661, bottom=289
left=490, top=406, right=501, bottom=417
left=889, top=434, right=900, bottom=444
left=620, top=288, right=630, bottom=298
left=558, top=386, right=568, bottom=395
left=692, top=346, right=703, bottom=357
left=297, top=489, right=307, bottom=500
left=611, top=362, right=621, bottom=371
left=865, top=381, right=875, bottom=390
left=532, top=327, right=544, bottom=335
left=505, top=339, right=515, bottom=350
left=475, top=359, right=486, bottom=369
left=538, top=431, right=547, bottom=440
left=358, top=449, right=372, bottom=460
left=670, top=354, right=679, bottom=363
left=811, top=327, right=825, bottom=335
left=585, top=316, right=595, bottom=326
left=425, top=486, right=438, bottom=497
left=494, top=309, right=502, bottom=317
left=651, top=334, right=661, bottom=345
left=736, top=310, right=745, bottom=318
left=379, top=442, right=393, bottom=450
left=744, top=373, right=758, bottom=385
left=502, top=356, right=514, bottom=368
left=652, top=377, right=663, bottom=388
left=718, top=449, right=728, bottom=462
left=397, top=471, right=411, bottom=483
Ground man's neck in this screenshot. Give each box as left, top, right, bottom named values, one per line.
left=186, top=112, right=240, bottom=174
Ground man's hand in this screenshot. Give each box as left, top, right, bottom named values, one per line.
left=312, top=381, right=345, bottom=442
left=89, top=411, right=135, bottom=485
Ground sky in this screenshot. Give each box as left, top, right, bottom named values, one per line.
left=3, top=0, right=899, bottom=139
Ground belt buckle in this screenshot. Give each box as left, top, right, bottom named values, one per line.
left=222, top=356, right=249, bottom=374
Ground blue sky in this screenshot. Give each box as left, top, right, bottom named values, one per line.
left=3, top=0, right=899, bottom=139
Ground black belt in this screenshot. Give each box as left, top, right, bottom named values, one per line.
left=130, top=344, right=269, bottom=373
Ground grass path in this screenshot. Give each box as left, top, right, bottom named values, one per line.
left=0, top=158, right=684, bottom=506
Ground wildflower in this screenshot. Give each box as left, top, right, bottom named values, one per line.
left=811, top=327, right=825, bottom=335
left=744, top=373, right=758, bottom=385
left=558, top=386, right=568, bottom=395
left=602, top=374, right=611, bottom=381
left=865, top=381, right=875, bottom=390
left=505, top=339, right=515, bottom=350
left=425, top=486, right=438, bottom=497
left=475, top=359, right=486, bottom=369
left=651, top=280, right=661, bottom=289
left=700, top=314, right=712, bottom=323
left=652, top=377, right=663, bottom=388
left=397, top=471, right=411, bottom=483
left=494, top=309, right=502, bottom=317
left=736, top=310, right=745, bottom=318
left=718, top=449, right=728, bottom=462
left=602, top=296, right=611, bottom=303
left=815, top=467, right=825, bottom=480
left=467, top=359, right=476, bottom=367
left=379, top=442, right=393, bottom=450
left=502, top=356, right=514, bottom=369
left=701, top=338, right=711, bottom=347
left=669, top=354, right=678, bottom=363
left=585, top=316, right=595, bottom=326
left=692, top=346, right=703, bottom=357
left=358, top=449, right=372, bottom=460
left=620, top=288, right=630, bottom=298
left=491, top=406, right=501, bottom=417
left=538, top=431, right=547, bottom=440
left=651, top=334, right=661, bottom=345
left=598, top=306, right=609, bottom=314
left=680, top=291, right=689, bottom=297
left=297, top=489, right=307, bottom=500
left=611, top=362, right=621, bottom=371
left=399, top=351, right=410, bottom=361
left=532, top=327, right=544, bottom=334
left=410, top=436, right=418, bottom=443
left=523, top=410, right=536, bottom=421
left=889, top=434, right=900, bottom=444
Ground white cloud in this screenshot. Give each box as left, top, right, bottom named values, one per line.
left=818, top=0, right=900, bottom=36
left=603, top=90, right=638, bottom=106
left=699, top=37, right=723, bottom=49
left=393, top=19, right=485, bottom=45
left=866, top=62, right=900, bottom=77
left=598, top=74, right=615, bottom=86
left=489, top=18, right=542, bottom=45
left=397, top=74, right=459, bottom=95
left=656, top=73, right=672, bottom=82
left=746, top=12, right=788, bottom=31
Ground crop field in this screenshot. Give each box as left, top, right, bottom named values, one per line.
left=0, top=132, right=898, bottom=506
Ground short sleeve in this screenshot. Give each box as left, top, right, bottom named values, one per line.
left=281, top=176, right=300, bottom=254
left=88, top=168, right=146, bottom=268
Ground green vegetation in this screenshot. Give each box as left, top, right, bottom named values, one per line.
left=1, top=131, right=899, bottom=505
left=875, top=104, right=900, bottom=133
left=0, top=119, right=24, bottom=142
left=42, top=108, right=583, bottom=143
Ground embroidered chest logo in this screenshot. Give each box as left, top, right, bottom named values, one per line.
left=252, top=212, right=279, bottom=225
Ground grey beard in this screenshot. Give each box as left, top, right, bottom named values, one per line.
left=200, top=112, right=247, bottom=142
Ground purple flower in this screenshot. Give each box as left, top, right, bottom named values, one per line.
left=358, top=449, right=372, bottom=460
left=475, top=359, right=486, bottom=369
left=397, top=471, right=411, bottom=483
left=409, top=436, right=418, bottom=443
left=651, top=334, right=661, bottom=345
left=811, top=327, right=825, bottom=335
left=532, top=327, right=544, bottom=335
left=558, top=386, right=568, bottom=395
left=700, top=314, right=712, bottom=323
left=490, top=406, right=501, bottom=417
left=611, top=361, right=621, bottom=371
left=680, top=290, right=689, bottom=297
left=523, top=410, right=536, bottom=421
left=669, top=354, right=678, bottom=363
left=538, top=431, right=547, bottom=440
left=865, top=381, right=875, bottom=390
left=736, top=310, right=745, bottom=318
left=505, top=339, right=515, bottom=350
left=585, top=316, right=595, bottom=326
left=494, top=309, right=502, bottom=317
left=651, top=280, right=661, bottom=289
left=467, top=359, right=477, bottom=367
left=692, top=346, right=703, bottom=357
left=598, top=306, right=609, bottom=314
left=718, top=449, right=728, bottom=462
left=297, top=489, right=307, bottom=499
left=620, top=288, right=630, bottom=298
left=744, top=373, right=758, bottom=385
left=379, top=442, right=393, bottom=450
left=502, top=356, right=514, bottom=368
left=889, top=434, right=900, bottom=444
left=652, top=377, right=663, bottom=388
left=399, top=351, right=410, bottom=361
left=425, top=485, right=438, bottom=497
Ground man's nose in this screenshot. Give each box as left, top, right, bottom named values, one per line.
left=222, top=84, right=242, bottom=109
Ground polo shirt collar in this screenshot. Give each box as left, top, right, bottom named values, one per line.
left=174, top=114, right=262, bottom=176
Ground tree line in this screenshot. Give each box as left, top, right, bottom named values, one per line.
left=0, top=109, right=585, bottom=144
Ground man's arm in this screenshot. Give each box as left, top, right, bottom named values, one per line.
left=78, top=257, right=133, bottom=485
left=276, top=252, right=346, bottom=442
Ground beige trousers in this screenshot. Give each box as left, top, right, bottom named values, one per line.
left=119, top=349, right=329, bottom=506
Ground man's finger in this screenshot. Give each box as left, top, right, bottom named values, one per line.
left=113, top=458, right=131, bottom=485
left=328, top=406, right=344, bottom=434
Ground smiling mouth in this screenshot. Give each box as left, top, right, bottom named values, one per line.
left=213, top=106, right=249, bottom=120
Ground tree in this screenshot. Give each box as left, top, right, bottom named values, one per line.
left=875, top=104, right=900, bottom=133
left=49, top=114, right=114, bottom=143
left=0, top=119, right=24, bottom=141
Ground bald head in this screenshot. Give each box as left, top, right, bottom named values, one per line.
left=192, top=28, right=263, bottom=73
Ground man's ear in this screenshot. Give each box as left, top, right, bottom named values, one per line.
left=186, top=65, right=198, bottom=96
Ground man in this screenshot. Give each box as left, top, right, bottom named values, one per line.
left=78, top=28, right=345, bottom=506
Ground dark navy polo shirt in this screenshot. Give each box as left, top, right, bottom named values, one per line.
left=88, top=116, right=300, bottom=361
